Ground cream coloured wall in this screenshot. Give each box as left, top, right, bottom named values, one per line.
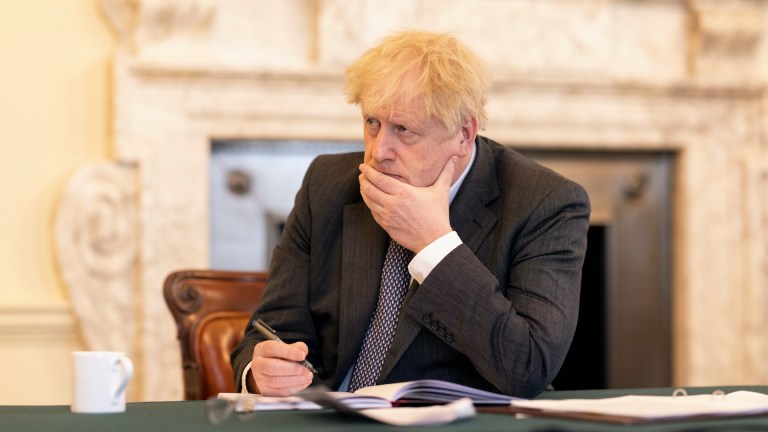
left=0, top=0, right=114, bottom=404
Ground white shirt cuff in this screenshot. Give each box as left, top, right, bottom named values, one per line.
left=241, top=360, right=252, bottom=394
left=408, top=231, right=462, bottom=284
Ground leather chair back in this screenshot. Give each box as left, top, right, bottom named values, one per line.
left=164, top=270, right=267, bottom=400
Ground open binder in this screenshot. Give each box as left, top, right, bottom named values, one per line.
left=491, top=389, right=768, bottom=425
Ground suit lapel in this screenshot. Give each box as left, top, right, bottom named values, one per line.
left=450, top=137, right=500, bottom=250
left=450, top=189, right=498, bottom=253
left=336, top=202, right=387, bottom=388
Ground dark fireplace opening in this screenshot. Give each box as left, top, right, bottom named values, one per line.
left=552, top=225, right=607, bottom=390
left=521, top=149, right=672, bottom=391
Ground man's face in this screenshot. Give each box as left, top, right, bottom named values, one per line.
left=361, top=105, right=472, bottom=187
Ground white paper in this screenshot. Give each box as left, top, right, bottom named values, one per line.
left=359, top=398, right=476, bottom=426
left=218, top=392, right=391, bottom=411
left=218, top=392, right=475, bottom=425
left=511, top=391, right=768, bottom=420
left=218, top=393, right=321, bottom=411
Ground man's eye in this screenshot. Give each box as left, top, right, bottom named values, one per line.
left=396, top=125, right=411, bottom=134
left=366, top=118, right=380, bottom=128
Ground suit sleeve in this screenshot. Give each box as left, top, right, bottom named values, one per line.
left=404, top=180, right=590, bottom=398
left=230, top=159, right=318, bottom=391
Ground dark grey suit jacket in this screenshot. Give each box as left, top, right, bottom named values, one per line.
left=231, top=136, right=590, bottom=398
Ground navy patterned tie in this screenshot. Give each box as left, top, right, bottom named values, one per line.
left=349, top=240, right=413, bottom=391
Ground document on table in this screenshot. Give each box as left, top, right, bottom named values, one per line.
left=219, top=378, right=513, bottom=410
left=217, top=392, right=390, bottom=411
left=357, top=398, right=475, bottom=426
left=507, top=390, right=768, bottom=425
left=297, top=388, right=476, bottom=426
left=217, top=391, right=477, bottom=426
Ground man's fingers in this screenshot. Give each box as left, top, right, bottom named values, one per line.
left=359, top=172, right=390, bottom=213
left=255, top=340, right=308, bottom=361
left=253, top=355, right=309, bottom=377
left=433, top=156, right=457, bottom=189
left=252, top=341, right=313, bottom=396
left=252, top=341, right=310, bottom=382
left=359, top=163, right=403, bottom=194
left=251, top=360, right=312, bottom=396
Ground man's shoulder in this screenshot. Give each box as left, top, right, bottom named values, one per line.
left=302, top=151, right=363, bottom=202
left=307, top=151, right=363, bottom=176
left=477, top=136, right=588, bottom=199
left=478, top=136, right=568, bottom=180
left=313, top=151, right=364, bottom=164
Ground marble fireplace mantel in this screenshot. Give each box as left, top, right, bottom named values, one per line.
left=55, top=0, right=768, bottom=400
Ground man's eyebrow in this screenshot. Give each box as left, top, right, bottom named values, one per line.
left=363, top=109, right=426, bottom=128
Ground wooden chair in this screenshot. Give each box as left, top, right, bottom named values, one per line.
left=164, top=269, right=267, bottom=400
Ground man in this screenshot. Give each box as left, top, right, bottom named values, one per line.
left=231, top=30, right=590, bottom=398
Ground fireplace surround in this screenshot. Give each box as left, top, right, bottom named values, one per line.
left=55, top=0, right=768, bottom=400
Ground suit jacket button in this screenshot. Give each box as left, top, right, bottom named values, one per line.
left=438, top=328, right=446, bottom=338
left=446, top=334, right=454, bottom=343
left=422, top=314, right=431, bottom=324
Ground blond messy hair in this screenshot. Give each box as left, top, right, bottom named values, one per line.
left=343, top=30, right=492, bottom=133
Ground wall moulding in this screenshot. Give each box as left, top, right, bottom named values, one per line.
left=0, top=305, right=82, bottom=405
left=50, top=0, right=768, bottom=400
left=0, top=305, right=77, bottom=340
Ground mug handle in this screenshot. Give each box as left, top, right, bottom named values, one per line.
left=111, top=356, right=134, bottom=405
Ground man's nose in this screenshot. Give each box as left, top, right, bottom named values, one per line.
left=371, top=127, right=395, bottom=161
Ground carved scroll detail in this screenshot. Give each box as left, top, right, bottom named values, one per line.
left=176, top=284, right=203, bottom=314
left=55, top=163, right=138, bottom=355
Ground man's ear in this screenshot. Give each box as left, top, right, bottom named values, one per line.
left=457, top=117, right=479, bottom=156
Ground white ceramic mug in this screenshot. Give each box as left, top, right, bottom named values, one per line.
left=71, top=351, right=134, bottom=413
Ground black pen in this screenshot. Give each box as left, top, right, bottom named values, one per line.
left=252, top=319, right=318, bottom=374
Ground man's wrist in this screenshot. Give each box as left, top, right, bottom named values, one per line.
left=408, top=231, right=462, bottom=284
